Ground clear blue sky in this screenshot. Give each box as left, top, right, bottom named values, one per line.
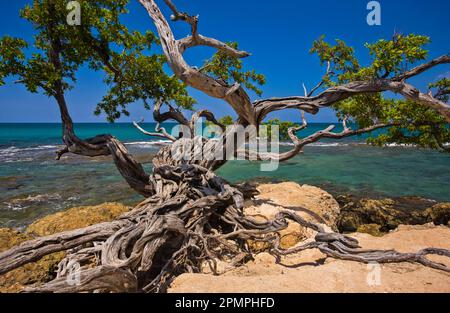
left=0, top=0, right=449, bottom=123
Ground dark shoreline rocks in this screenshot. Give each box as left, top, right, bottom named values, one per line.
left=336, top=195, right=450, bottom=236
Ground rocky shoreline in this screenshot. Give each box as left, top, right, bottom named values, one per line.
left=1, top=182, right=449, bottom=293
left=336, top=194, right=450, bottom=236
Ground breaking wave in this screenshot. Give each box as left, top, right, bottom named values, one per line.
left=0, top=145, right=60, bottom=163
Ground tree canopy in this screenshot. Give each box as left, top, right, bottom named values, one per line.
left=0, top=0, right=194, bottom=122
left=0, top=0, right=449, bottom=294
left=308, top=34, right=450, bottom=150
left=0, top=0, right=449, bottom=153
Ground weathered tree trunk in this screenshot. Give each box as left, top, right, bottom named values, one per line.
left=1, top=0, right=449, bottom=293
left=0, top=140, right=449, bottom=293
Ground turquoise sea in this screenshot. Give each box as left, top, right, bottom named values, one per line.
left=1, top=123, right=449, bottom=228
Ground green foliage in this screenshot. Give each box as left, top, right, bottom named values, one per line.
left=310, top=33, right=430, bottom=84
left=205, top=115, right=234, bottom=128
left=310, top=35, right=360, bottom=84
left=0, top=37, right=28, bottom=87
left=0, top=0, right=195, bottom=122
left=95, top=51, right=196, bottom=122
left=201, top=42, right=266, bottom=96
left=332, top=93, right=388, bottom=128
left=367, top=100, right=450, bottom=150
left=309, top=33, right=448, bottom=151
left=429, top=78, right=450, bottom=102
left=335, top=93, right=450, bottom=150
left=366, top=34, right=430, bottom=78
left=217, top=115, right=234, bottom=126
left=261, top=118, right=299, bottom=141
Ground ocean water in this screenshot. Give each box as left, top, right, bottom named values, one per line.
left=1, top=123, right=449, bottom=228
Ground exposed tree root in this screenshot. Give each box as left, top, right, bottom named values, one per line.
left=0, top=163, right=449, bottom=293
left=2, top=0, right=449, bottom=295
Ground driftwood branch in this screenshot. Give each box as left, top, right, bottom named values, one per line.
left=303, top=61, right=333, bottom=97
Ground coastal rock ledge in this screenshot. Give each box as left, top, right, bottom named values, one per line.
left=1, top=183, right=449, bottom=293
left=171, top=182, right=450, bottom=293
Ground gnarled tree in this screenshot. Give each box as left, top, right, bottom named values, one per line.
left=0, top=0, right=449, bottom=293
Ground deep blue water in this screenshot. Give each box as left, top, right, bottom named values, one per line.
left=0, top=123, right=449, bottom=228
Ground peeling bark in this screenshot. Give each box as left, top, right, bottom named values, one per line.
left=1, top=0, right=449, bottom=293
left=1, top=165, right=448, bottom=293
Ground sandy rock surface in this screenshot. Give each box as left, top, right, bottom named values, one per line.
left=254, top=182, right=341, bottom=227
left=0, top=203, right=131, bottom=292
left=169, top=224, right=450, bottom=293
left=169, top=183, right=450, bottom=293
left=245, top=182, right=340, bottom=248
left=1, top=183, right=449, bottom=293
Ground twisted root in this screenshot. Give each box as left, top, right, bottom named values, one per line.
left=0, top=164, right=449, bottom=293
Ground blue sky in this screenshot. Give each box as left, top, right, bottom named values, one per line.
left=0, top=0, right=449, bottom=123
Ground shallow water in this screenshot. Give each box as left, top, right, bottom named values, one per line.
left=0, top=123, right=449, bottom=228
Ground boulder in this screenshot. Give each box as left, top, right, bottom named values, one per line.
left=245, top=182, right=340, bottom=249
left=336, top=195, right=450, bottom=236
left=26, top=202, right=130, bottom=236
left=0, top=228, right=64, bottom=293
left=425, top=203, right=450, bottom=226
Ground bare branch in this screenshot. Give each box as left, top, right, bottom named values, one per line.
left=54, top=94, right=154, bottom=197
left=393, top=55, right=450, bottom=81
left=301, top=123, right=395, bottom=144
left=139, top=0, right=256, bottom=125
left=307, top=61, right=332, bottom=97
left=387, top=80, right=450, bottom=121
left=133, top=120, right=176, bottom=141
left=178, top=35, right=251, bottom=58
left=254, top=76, right=450, bottom=123
left=190, top=109, right=226, bottom=132
left=162, top=0, right=250, bottom=58
left=242, top=122, right=395, bottom=163
left=152, top=100, right=189, bottom=126
left=300, top=110, right=307, bottom=128
left=342, top=116, right=350, bottom=131
left=302, top=83, right=308, bottom=97
left=163, top=0, right=198, bottom=31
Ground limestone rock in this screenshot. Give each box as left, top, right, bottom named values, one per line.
left=336, top=195, right=450, bottom=235
left=245, top=182, right=340, bottom=249
left=26, top=202, right=130, bottom=236
left=169, top=224, right=450, bottom=293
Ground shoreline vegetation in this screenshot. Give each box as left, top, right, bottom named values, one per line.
left=1, top=182, right=448, bottom=293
